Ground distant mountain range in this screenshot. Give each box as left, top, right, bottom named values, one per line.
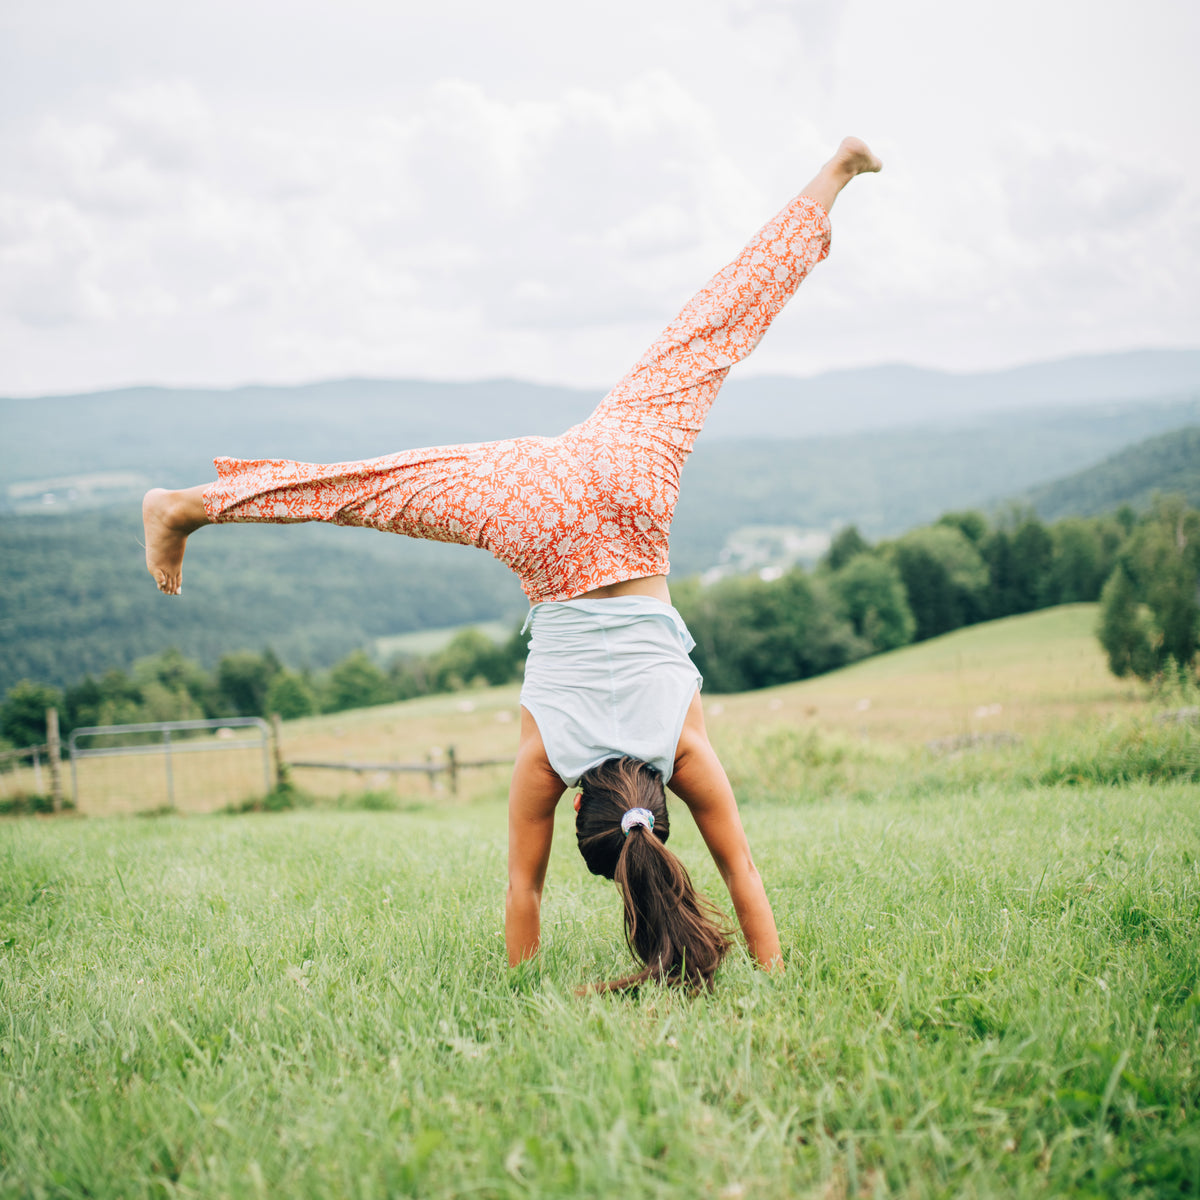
left=4, top=348, right=1200, bottom=692
left=701, top=347, right=1200, bottom=438
left=4, top=347, right=1199, bottom=495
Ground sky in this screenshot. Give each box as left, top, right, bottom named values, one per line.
left=1, top=0, right=1197, bottom=396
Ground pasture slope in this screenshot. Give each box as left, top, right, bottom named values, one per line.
left=2, top=605, right=1198, bottom=1198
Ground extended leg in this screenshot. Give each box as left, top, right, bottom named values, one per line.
left=143, top=440, right=489, bottom=596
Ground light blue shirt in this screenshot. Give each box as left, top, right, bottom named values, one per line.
left=519, top=597, right=703, bottom=786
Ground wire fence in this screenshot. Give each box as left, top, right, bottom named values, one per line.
left=68, top=717, right=272, bottom=815
left=3, top=710, right=514, bottom=816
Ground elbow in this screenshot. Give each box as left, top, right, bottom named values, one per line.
left=721, top=854, right=762, bottom=889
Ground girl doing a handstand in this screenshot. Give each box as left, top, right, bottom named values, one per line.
left=144, top=137, right=882, bottom=990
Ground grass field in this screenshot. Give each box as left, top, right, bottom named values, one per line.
left=2, top=606, right=1199, bottom=1197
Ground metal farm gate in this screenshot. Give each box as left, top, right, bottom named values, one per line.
left=69, top=717, right=272, bottom=813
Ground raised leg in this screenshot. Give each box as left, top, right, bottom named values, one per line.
left=585, top=136, right=882, bottom=463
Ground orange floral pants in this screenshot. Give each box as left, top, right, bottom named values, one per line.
left=203, top=195, right=831, bottom=603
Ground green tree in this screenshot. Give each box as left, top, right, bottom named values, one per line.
left=938, top=510, right=988, bottom=545
left=982, top=513, right=1054, bottom=617
left=829, top=556, right=916, bottom=653
left=678, top=569, right=866, bottom=693
left=92, top=669, right=145, bottom=727
left=63, top=676, right=106, bottom=733
left=387, top=658, right=433, bottom=702
left=981, top=528, right=1016, bottom=618
left=1125, top=496, right=1200, bottom=672
left=135, top=648, right=214, bottom=715
left=824, top=525, right=872, bottom=571
left=265, top=671, right=317, bottom=720
left=431, top=628, right=514, bottom=691
left=324, top=651, right=393, bottom=713
left=137, top=681, right=204, bottom=724
left=0, top=680, right=63, bottom=748
left=1097, top=564, right=1157, bottom=680
left=1046, top=518, right=1108, bottom=604
left=216, top=649, right=282, bottom=716
left=1010, top=516, right=1055, bottom=611
left=887, top=525, right=988, bottom=641
left=1115, top=504, right=1137, bottom=536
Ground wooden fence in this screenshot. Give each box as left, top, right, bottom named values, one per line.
left=285, top=743, right=512, bottom=795
left=0, top=708, right=64, bottom=810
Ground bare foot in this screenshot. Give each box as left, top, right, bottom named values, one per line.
left=143, top=487, right=208, bottom=595
left=830, top=136, right=883, bottom=178
left=800, top=137, right=882, bottom=214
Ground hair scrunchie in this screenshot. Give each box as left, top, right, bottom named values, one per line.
left=620, top=807, right=655, bottom=836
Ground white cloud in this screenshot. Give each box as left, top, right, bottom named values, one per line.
left=0, top=0, right=1196, bottom=394
left=0, top=71, right=781, bottom=385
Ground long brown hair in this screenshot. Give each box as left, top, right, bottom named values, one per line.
left=575, top=757, right=731, bottom=992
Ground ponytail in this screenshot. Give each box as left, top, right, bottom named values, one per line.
left=576, top=757, right=731, bottom=992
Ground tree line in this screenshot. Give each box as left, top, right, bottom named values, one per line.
left=3, top=497, right=1197, bottom=749
left=673, top=497, right=1198, bottom=692
left=0, top=630, right=528, bottom=749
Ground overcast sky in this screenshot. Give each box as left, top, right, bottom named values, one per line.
left=1, top=0, right=1196, bottom=396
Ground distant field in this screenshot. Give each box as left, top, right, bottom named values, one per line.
left=711, top=603, right=1136, bottom=744
left=374, top=618, right=514, bottom=661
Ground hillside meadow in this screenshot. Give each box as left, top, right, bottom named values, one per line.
left=54, top=603, right=1148, bottom=816
left=2, top=605, right=1198, bottom=1198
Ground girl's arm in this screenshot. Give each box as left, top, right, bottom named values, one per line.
left=669, top=694, right=783, bottom=969
left=505, top=708, right=566, bottom=965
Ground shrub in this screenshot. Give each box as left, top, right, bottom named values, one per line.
left=829, top=555, right=915, bottom=653
left=887, top=524, right=988, bottom=641
left=265, top=671, right=317, bottom=720
left=0, top=681, right=61, bottom=748
left=323, top=651, right=393, bottom=712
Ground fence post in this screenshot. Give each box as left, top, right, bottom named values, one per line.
left=46, top=708, right=63, bottom=813
left=163, top=728, right=175, bottom=809
left=447, top=745, right=458, bottom=795
left=270, top=713, right=287, bottom=788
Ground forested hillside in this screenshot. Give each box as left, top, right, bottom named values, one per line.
left=7, top=399, right=1200, bottom=692
left=0, top=512, right=524, bottom=693
left=1024, top=426, right=1200, bottom=519
left=671, top=399, right=1200, bottom=568
left=5, top=348, right=1200, bottom=500
left=5, top=351, right=1200, bottom=695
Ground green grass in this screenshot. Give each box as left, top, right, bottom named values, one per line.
left=2, top=608, right=1199, bottom=1197
left=2, top=765, right=1199, bottom=1198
